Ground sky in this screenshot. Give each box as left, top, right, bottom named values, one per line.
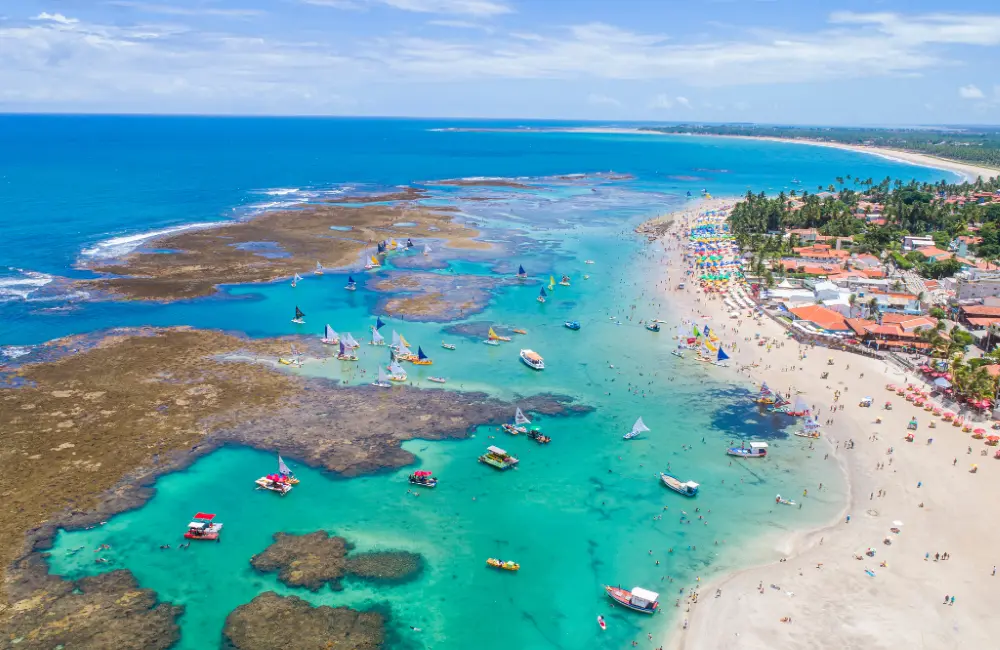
left=2, top=0, right=1000, bottom=124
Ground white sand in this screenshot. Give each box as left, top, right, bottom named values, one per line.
left=646, top=201, right=1000, bottom=649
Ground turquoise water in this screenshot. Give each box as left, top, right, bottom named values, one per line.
left=4, top=117, right=950, bottom=648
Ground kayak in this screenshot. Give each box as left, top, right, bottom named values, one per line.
left=597, top=615, right=606, bottom=630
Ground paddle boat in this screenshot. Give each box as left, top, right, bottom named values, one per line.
left=623, top=416, right=649, bottom=440
left=604, top=586, right=659, bottom=614
left=255, top=474, right=293, bottom=496
left=291, top=306, right=306, bottom=324
left=660, top=472, right=699, bottom=496
left=486, top=558, right=519, bottom=571
left=519, top=349, right=545, bottom=370
left=559, top=275, right=571, bottom=286
left=775, top=494, right=796, bottom=506
left=345, top=276, right=357, bottom=291
left=408, top=470, right=438, bottom=488
left=478, top=445, right=519, bottom=470
left=441, top=341, right=456, bottom=350
left=645, top=322, right=660, bottom=332
left=564, top=320, right=581, bottom=330
left=427, top=376, right=446, bottom=384
left=727, top=441, right=768, bottom=458
left=183, top=513, right=223, bottom=541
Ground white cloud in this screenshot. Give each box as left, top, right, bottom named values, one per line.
left=302, top=0, right=511, bottom=15
left=427, top=19, right=491, bottom=30
left=676, top=96, right=690, bottom=107
left=33, top=13, right=78, bottom=24
left=106, top=2, right=265, bottom=18
left=959, top=84, right=985, bottom=99
left=587, top=93, right=621, bottom=107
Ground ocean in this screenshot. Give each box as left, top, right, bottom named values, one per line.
left=2, top=116, right=952, bottom=648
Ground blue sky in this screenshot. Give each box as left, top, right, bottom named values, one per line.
left=2, top=0, right=1000, bottom=124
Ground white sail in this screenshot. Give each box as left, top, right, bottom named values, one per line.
left=514, top=408, right=531, bottom=425
left=391, top=330, right=401, bottom=348
left=399, top=344, right=413, bottom=357
left=316, top=261, right=323, bottom=270
left=324, top=324, right=338, bottom=341
left=372, top=329, right=385, bottom=344
left=389, top=360, right=405, bottom=375
left=377, top=366, right=390, bottom=384
left=342, top=332, right=359, bottom=348
left=293, top=273, right=303, bottom=282
left=793, top=397, right=809, bottom=413
left=423, top=244, right=432, bottom=254
left=631, top=417, right=650, bottom=435
left=804, top=419, right=821, bottom=432
left=278, top=455, right=292, bottom=475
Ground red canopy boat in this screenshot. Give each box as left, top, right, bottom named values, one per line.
left=184, top=512, right=223, bottom=541
left=604, top=585, right=659, bottom=614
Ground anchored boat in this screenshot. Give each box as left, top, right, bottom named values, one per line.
left=519, top=349, right=545, bottom=370
left=623, top=416, right=649, bottom=440
left=727, top=441, right=768, bottom=458
left=412, top=347, right=433, bottom=365
left=486, top=558, right=519, bottom=571
left=345, top=276, right=357, bottom=291
left=441, top=341, right=456, bottom=350
left=604, top=586, right=659, bottom=614
left=372, top=366, right=392, bottom=387
left=336, top=340, right=358, bottom=361
left=371, top=327, right=385, bottom=346
left=564, top=320, right=581, bottom=330
left=427, top=376, right=446, bottom=384
left=409, top=470, right=437, bottom=488
left=479, top=445, right=519, bottom=470
left=315, top=262, right=324, bottom=275
left=502, top=407, right=531, bottom=435
left=184, top=513, right=223, bottom=541
left=321, top=324, right=340, bottom=345
left=255, top=474, right=293, bottom=495
left=660, top=472, right=699, bottom=496
left=291, top=306, right=306, bottom=324
left=794, top=419, right=822, bottom=439
left=527, top=427, right=551, bottom=444
left=388, top=361, right=408, bottom=382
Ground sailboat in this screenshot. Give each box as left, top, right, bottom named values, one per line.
left=291, top=306, right=306, bottom=324
left=345, top=276, right=357, bottom=291
left=400, top=333, right=412, bottom=349
left=713, top=348, right=730, bottom=367
left=503, top=407, right=531, bottom=435
left=548, top=275, right=556, bottom=290
left=412, top=346, right=433, bottom=365
left=372, top=365, right=392, bottom=387
left=391, top=330, right=402, bottom=351
left=336, top=340, right=358, bottom=361
left=315, top=262, right=324, bottom=275
left=795, top=418, right=822, bottom=439
left=368, top=254, right=381, bottom=268
left=623, top=417, right=650, bottom=440
left=278, top=454, right=299, bottom=484
left=321, top=324, right=339, bottom=345
left=388, top=360, right=407, bottom=382
left=370, top=327, right=385, bottom=346
left=342, top=332, right=360, bottom=349
left=291, top=273, right=302, bottom=288
left=537, top=287, right=547, bottom=303
left=423, top=244, right=432, bottom=256
left=375, top=316, right=385, bottom=330
left=487, top=327, right=511, bottom=343
left=396, top=344, right=416, bottom=361
left=516, top=264, right=528, bottom=279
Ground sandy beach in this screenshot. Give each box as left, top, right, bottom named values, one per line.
left=648, top=200, right=999, bottom=650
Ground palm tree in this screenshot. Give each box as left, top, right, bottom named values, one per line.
left=867, top=298, right=880, bottom=321
left=848, top=293, right=857, bottom=318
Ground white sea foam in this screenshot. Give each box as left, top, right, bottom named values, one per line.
left=81, top=222, right=221, bottom=260
left=262, top=188, right=300, bottom=196
left=0, top=270, right=54, bottom=302
left=1, top=346, right=32, bottom=359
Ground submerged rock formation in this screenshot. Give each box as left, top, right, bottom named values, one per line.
left=223, top=592, right=383, bottom=650
left=346, top=551, right=423, bottom=583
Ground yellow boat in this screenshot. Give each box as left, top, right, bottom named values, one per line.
left=487, top=558, right=519, bottom=571
left=512, top=328, right=527, bottom=335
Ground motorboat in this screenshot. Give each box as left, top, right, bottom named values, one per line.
left=408, top=470, right=438, bottom=488
left=478, top=445, right=519, bottom=470
left=487, top=558, right=519, bottom=571
left=427, top=376, right=446, bottom=384
left=604, top=586, right=659, bottom=614
left=727, top=442, right=768, bottom=458
left=441, top=341, right=457, bottom=350
left=183, top=513, right=223, bottom=541
left=660, top=472, right=699, bottom=496
left=519, top=349, right=545, bottom=370
left=645, top=322, right=660, bottom=332
left=564, top=321, right=581, bottom=330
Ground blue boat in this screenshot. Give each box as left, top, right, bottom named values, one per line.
left=564, top=321, right=581, bottom=330
left=659, top=472, right=699, bottom=496
left=345, top=276, right=357, bottom=291
left=537, top=287, right=547, bottom=303
left=516, top=264, right=527, bottom=279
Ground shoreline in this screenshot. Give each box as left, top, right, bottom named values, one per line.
left=646, top=200, right=997, bottom=649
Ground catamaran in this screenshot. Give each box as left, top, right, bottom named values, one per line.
left=291, top=306, right=306, bottom=324
left=370, top=327, right=385, bottom=346
left=321, top=324, right=339, bottom=345
left=255, top=473, right=293, bottom=495
left=388, top=360, right=408, bottom=382
left=660, top=472, right=699, bottom=497
left=336, top=340, right=358, bottom=361
left=519, top=349, right=544, bottom=370
left=372, top=366, right=392, bottom=387
left=412, top=346, right=432, bottom=365
left=537, top=287, right=547, bottom=303
left=478, top=445, right=519, bottom=470
left=345, top=276, right=357, bottom=291
left=516, top=264, right=528, bottom=279
left=623, top=416, right=649, bottom=440
left=503, top=407, right=531, bottom=435
left=315, top=262, right=324, bottom=275
left=795, top=419, right=822, bottom=439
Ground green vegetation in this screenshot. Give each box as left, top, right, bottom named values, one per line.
left=640, top=124, right=1000, bottom=169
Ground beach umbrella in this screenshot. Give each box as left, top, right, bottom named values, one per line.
left=988, top=435, right=1000, bottom=443
left=974, top=428, right=986, bottom=435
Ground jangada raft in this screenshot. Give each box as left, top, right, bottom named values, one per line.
left=623, top=416, right=650, bottom=440
left=408, top=470, right=438, bottom=488
left=604, top=586, right=659, bottom=614
left=502, top=407, right=531, bottom=435
left=184, top=513, right=223, bottom=541
left=487, top=558, right=519, bottom=571
left=479, top=445, right=519, bottom=470
left=727, top=441, right=768, bottom=458
left=794, top=419, right=822, bottom=439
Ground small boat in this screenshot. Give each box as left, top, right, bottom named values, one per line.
left=342, top=332, right=360, bottom=349
left=775, top=494, right=796, bottom=506
left=488, top=327, right=511, bottom=342
left=519, top=349, right=544, bottom=370
left=548, top=275, right=556, bottom=290
left=645, top=322, right=660, bottom=332
left=671, top=349, right=684, bottom=358
left=423, top=244, right=432, bottom=256
left=441, top=341, right=456, bottom=350
left=278, top=454, right=299, bottom=484
left=559, top=275, right=571, bottom=286
left=409, top=470, right=437, bottom=488
left=427, top=376, right=446, bottom=384
left=527, top=427, right=551, bottom=444
left=727, top=441, right=768, bottom=458
left=321, top=324, right=340, bottom=345
left=583, top=275, right=590, bottom=280
left=516, top=264, right=528, bottom=279
left=388, top=360, right=408, bottom=382
left=278, top=344, right=302, bottom=366
left=255, top=474, right=293, bottom=495
left=484, top=339, right=500, bottom=346
left=291, top=272, right=302, bottom=287
left=794, top=419, right=822, bottom=439
left=502, top=407, right=531, bottom=435
left=512, top=328, right=527, bottom=335
left=345, top=276, right=357, bottom=291
left=411, top=346, right=433, bottom=365
left=315, top=262, right=324, bottom=275
left=585, top=260, right=595, bottom=265
left=486, top=558, right=519, bottom=571
left=291, top=306, right=306, bottom=324
left=660, top=472, right=699, bottom=496
left=604, top=586, right=659, bottom=614
left=564, top=321, right=581, bottom=331
left=372, top=366, right=392, bottom=387
left=597, top=615, right=606, bottom=630
left=623, top=416, right=649, bottom=440
left=336, top=341, right=358, bottom=361
left=183, top=513, right=223, bottom=541
left=537, top=287, right=547, bottom=303
left=478, top=445, right=519, bottom=470
left=370, top=327, right=385, bottom=346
